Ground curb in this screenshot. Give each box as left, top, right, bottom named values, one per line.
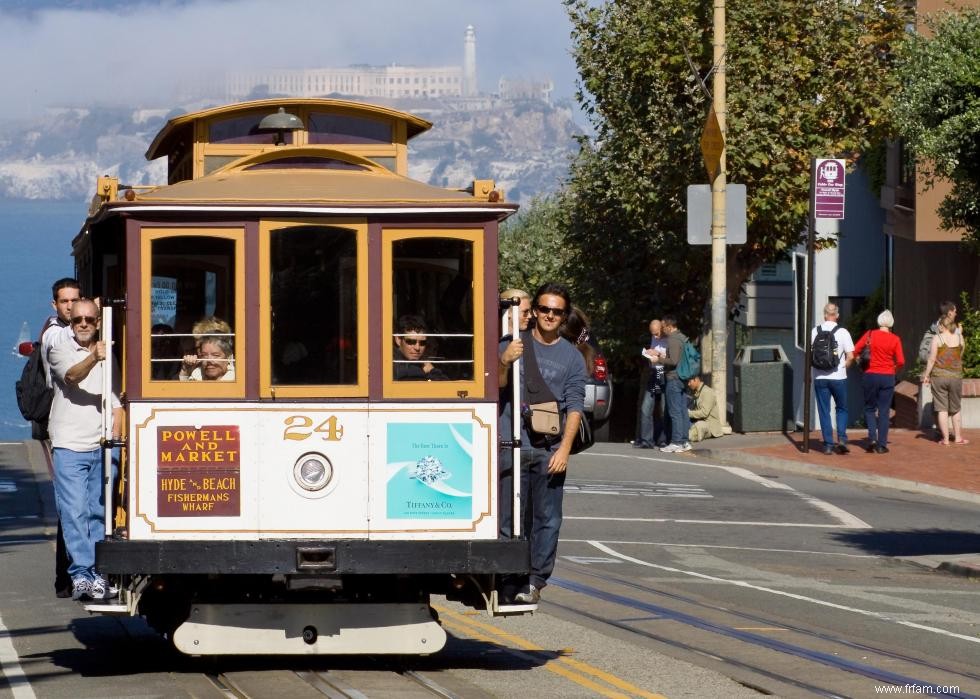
left=698, top=447, right=980, bottom=507
left=938, top=561, right=980, bottom=580
left=896, top=555, right=980, bottom=581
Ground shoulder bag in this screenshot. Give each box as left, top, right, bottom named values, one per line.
left=522, top=332, right=594, bottom=454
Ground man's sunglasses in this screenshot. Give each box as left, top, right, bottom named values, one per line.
left=535, top=305, right=566, bottom=318
left=71, top=315, right=98, bottom=325
left=403, top=338, right=427, bottom=347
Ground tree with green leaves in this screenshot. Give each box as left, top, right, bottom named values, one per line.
left=562, top=0, right=909, bottom=365
left=893, top=9, right=980, bottom=251
left=498, top=193, right=574, bottom=296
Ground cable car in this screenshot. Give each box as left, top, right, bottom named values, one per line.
left=74, top=98, right=530, bottom=655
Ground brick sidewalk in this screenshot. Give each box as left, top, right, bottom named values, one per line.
left=741, top=428, right=980, bottom=495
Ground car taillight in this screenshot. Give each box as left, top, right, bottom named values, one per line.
left=593, top=356, right=608, bottom=381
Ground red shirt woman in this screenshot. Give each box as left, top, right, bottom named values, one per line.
left=853, top=311, right=904, bottom=453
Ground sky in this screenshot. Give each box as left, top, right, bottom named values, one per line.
left=0, top=0, right=582, bottom=119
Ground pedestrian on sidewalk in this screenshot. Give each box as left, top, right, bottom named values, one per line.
left=653, top=314, right=692, bottom=453
left=922, top=315, right=968, bottom=446
left=687, top=374, right=724, bottom=443
left=635, top=318, right=669, bottom=448
left=853, top=310, right=904, bottom=454
left=811, top=303, right=855, bottom=455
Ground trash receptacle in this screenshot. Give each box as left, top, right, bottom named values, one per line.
left=732, top=345, right=793, bottom=433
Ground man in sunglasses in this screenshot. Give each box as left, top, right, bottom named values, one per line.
left=498, top=282, right=586, bottom=605
left=393, top=314, right=447, bottom=381
left=46, top=298, right=123, bottom=602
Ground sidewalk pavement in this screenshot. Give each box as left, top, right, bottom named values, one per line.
left=691, top=427, right=980, bottom=580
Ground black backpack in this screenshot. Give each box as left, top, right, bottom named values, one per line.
left=811, top=325, right=840, bottom=370
left=15, top=342, right=54, bottom=422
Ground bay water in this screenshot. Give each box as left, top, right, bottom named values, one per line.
left=0, top=199, right=86, bottom=440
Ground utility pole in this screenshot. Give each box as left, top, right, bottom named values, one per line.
left=710, top=0, right=728, bottom=425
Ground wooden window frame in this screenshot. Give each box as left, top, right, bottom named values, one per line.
left=140, top=227, right=246, bottom=399
left=382, top=229, right=485, bottom=400
left=258, top=218, right=369, bottom=398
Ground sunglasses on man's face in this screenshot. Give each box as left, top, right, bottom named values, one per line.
left=71, top=315, right=97, bottom=325
left=535, top=305, right=566, bottom=318
left=403, top=338, right=427, bottom=347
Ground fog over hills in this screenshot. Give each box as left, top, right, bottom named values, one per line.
left=0, top=98, right=582, bottom=204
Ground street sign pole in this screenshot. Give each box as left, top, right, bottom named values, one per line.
left=803, top=165, right=816, bottom=454
left=708, top=0, right=728, bottom=425
left=803, top=158, right=847, bottom=454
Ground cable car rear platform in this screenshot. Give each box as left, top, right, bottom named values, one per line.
left=97, top=538, right=530, bottom=575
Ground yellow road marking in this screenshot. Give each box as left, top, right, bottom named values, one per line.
left=435, top=604, right=666, bottom=699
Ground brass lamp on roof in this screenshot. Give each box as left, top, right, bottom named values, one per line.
left=258, top=107, right=303, bottom=145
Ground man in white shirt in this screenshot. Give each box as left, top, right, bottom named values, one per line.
left=812, top=303, right=855, bottom=455
left=47, top=298, right=123, bottom=601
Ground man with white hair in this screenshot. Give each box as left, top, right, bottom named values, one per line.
left=811, top=303, right=855, bottom=455
left=47, top=298, right=123, bottom=601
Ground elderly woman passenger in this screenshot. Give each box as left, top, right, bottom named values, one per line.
left=179, top=336, right=235, bottom=382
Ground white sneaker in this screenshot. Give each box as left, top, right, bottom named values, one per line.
left=659, top=443, right=682, bottom=453
left=678, top=442, right=693, bottom=452
left=92, top=574, right=119, bottom=600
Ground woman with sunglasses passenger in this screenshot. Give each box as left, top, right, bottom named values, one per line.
left=393, top=314, right=447, bottom=381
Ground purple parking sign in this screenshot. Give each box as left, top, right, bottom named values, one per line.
left=813, top=158, right=845, bottom=220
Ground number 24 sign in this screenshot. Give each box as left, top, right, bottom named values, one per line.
left=282, top=415, right=344, bottom=442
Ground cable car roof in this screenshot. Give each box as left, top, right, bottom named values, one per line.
left=91, top=148, right=517, bottom=221
left=146, top=97, right=433, bottom=161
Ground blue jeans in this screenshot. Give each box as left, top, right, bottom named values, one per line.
left=638, top=388, right=669, bottom=446
left=862, top=373, right=895, bottom=445
left=665, top=378, right=690, bottom=445
left=520, top=445, right=566, bottom=589
left=814, top=378, right=848, bottom=447
left=52, top=447, right=106, bottom=581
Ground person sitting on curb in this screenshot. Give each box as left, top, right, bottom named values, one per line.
left=687, top=374, right=724, bottom=443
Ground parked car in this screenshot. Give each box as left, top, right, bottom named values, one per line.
left=583, top=333, right=613, bottom=439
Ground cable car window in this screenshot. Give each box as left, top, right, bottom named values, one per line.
left=270, top=226, right=358, bottom=385
left=308, top=113, right=392, bottom=145
left=149, top=236, right=236, bottom=381
left=208, top=113, right=292, bottom=145
left=392, top=238, right=473, bottom=382
left=244, top=157, right=368, bottom=171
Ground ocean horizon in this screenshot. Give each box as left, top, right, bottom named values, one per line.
left=0, top=199, right=86, bottom=440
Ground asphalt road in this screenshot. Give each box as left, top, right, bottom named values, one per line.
left=2, top=440, right=979, bottom=698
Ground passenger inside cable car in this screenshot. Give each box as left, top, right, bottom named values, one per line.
left=393, top=314, right=447, bottom=381
left=179, top=336, right=235, bottom=381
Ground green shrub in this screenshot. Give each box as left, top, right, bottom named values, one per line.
left=959, top=291, right=980, bottom=379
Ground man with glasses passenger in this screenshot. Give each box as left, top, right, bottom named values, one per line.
left=47, top=298, right=123, bottom=602
left=498, top=283, right=586, bottom=605
left=393, top=314, right=447, bottom=381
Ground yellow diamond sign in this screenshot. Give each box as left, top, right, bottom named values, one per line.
left=700, top=105, right=724, bottom=183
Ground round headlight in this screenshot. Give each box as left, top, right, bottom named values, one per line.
left=293, top=453, right=333, bottom=492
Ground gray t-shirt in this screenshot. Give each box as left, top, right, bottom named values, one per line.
left=499, top=333, right=587, bottom=451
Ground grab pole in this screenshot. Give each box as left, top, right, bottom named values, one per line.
left=101, top=306, right=114, bottom=537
